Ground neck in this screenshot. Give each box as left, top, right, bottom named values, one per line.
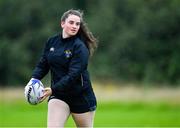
left=62, top=31, right=70, bottom=38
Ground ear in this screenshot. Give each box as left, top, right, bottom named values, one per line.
left=61, top=21, right=65, bottom=28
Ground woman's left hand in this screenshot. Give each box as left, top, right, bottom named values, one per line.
left=40, top=87, right=52, bottom=103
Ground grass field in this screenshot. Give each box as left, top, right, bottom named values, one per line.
left=1, top=100, right=180, bottom=127
left=1, top=86, right=180, bottom=127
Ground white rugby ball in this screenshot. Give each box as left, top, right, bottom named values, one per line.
left=24, top=78, right=44, bottom=105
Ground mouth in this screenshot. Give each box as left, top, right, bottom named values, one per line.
left=71, top=29, right=77, bottom=33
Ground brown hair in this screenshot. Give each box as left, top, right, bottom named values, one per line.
left=61, top=9, right=98, bottom=56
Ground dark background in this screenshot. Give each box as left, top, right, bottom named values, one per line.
left=0, top=0, right=180, bottom=86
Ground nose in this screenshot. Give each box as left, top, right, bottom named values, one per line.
left=72, top=23, right=79, bottom=28
left=72, top=23, right=78, bottom=29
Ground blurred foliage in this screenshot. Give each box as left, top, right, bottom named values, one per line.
left=0, top=0, right=180, bottom=86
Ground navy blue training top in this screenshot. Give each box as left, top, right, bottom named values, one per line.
left=32, top=33, right=92, bottom=96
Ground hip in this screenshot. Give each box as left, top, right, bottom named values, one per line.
left=48, top=87, right=97, bottom=113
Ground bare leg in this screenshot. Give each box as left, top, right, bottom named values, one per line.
left=47, top=99, right=70, bottom=128
left=71, top=111, right=95, bottom=128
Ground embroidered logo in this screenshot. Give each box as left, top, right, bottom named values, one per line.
left=50, top=47, right=54, bottom=52
left=64, top=50, right=72, bottom=58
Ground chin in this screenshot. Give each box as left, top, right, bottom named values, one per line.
left=70, top=33, right=77, bottom=36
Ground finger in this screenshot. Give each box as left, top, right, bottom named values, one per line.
left=39, top=92, right=48, bottom=102
left=39, top=96, right=47, bottom=103
left=39, top=89, right=51, bottom=103
left=44, top=87, right=51, bottom=91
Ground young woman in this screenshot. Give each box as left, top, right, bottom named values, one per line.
left=31, top=9, right=98, bottom=127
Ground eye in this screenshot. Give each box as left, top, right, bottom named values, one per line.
left=69, top=21, right=74, bottom=25
left=76, top=22, right=80, bottom=26
left=68, top=20, right=80, bottom=27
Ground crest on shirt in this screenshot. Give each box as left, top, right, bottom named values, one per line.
left=50, top=47, right=54, bottom=52
left=64, top=50, right=72, bottom=58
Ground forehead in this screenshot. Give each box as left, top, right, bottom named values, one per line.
left=66, top=14, right=81, bottom=22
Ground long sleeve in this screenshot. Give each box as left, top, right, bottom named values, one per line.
left=51, top=42, right=89, bottom=92
left=32, top=40, right=50, bottom=80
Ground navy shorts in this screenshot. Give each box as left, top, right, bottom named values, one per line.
left=48, top=87, right=97, bottom=113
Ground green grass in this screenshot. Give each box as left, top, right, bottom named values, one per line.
left=0, top=99, right=180, bottom=127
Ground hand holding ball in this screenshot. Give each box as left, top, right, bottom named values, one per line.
left=24, top=78, right=45, bottom=105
